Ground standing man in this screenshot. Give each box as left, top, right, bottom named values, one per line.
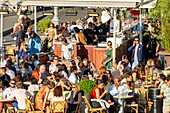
left=128, top=37, right=145, bottom=70
left=22, top=13, right=32, bottom=31
left=61, top=39, right=74, bottom=61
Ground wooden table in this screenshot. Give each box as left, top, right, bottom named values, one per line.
left=113, top=95, right=133, bottom=113
left=0, top=99, right=14, bottom=112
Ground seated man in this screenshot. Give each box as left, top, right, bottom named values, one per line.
left=0, top=78, right=17, bottom=112
left=109, top=77, right=127, bottom=113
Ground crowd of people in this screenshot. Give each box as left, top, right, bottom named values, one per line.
left=0, top=7, right=169, bottom=113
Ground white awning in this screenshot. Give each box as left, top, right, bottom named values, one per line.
left=0, top=0, right=140, bottom=7
left=140, top=0, right=157, bottom=8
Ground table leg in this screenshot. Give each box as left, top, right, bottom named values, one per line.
left=122, top=99, right=125, bottom=113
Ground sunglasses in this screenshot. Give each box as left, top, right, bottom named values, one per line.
left=108, top=44, right=112, bottom=46
left=10, top=82, right=15, bottom=85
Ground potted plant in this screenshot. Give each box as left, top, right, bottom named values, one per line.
left=78, top=80, right=96, bottom=95
left=78, top=80, right=96, bottom=113
left=147, top=0, right=170, bottom=67
left=38, top=18, right=52, bottom=33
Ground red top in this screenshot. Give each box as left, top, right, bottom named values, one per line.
left=32, top=70, right=39, bottom=81
left=91, top=86, right=102, bottom=99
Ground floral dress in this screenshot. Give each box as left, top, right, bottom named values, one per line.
left=35, top=86, right=49, bottom=110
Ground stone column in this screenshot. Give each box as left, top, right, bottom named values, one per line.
left=52, top=6, right=60, bottom=26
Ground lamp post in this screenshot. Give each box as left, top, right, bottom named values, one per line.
left=0, top=6, right=8, bottom=64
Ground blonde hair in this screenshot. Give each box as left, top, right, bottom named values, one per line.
left=146, top=59, right=153, bottom=67
left=112, top=62, right=117, bottom=70
left=72, top=84, right=80, bottom=91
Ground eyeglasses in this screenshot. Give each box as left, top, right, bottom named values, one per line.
left=54, top=59, right=58, bottom=60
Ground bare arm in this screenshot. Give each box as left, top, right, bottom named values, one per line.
left=42, top=88, right=50, bottom=110
left=95, top=88, right=108, bottom=99
left=73, top=93, right=82, bottom=104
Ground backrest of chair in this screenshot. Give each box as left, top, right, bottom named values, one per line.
left=75, top=103, right=80, bottom=111
left=25, top=99, right=34, bottom=112
left=51, top=101, right=66, bottom=113
left=83, top=96, right=93, bottom=111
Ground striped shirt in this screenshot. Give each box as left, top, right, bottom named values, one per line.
left=162, top=84, right=170, bottom=106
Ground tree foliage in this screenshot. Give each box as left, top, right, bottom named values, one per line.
left=147, top=0, right=170, bottom=51
left=38, top=18, right=51, bottom=33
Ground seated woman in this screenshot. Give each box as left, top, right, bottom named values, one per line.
left=91, top=80, right=114, bottom=113
left=51, top=86, right=65, bottom=102
left=35, top=80, right=55, bottom=113
left=66, top=84, right=82, bottom=113
left=27, top=78, right=40, bottom=95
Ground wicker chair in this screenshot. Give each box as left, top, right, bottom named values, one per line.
left=50, top=101, right=68, bottom=113
left=25, top=99, right=44, bottom=113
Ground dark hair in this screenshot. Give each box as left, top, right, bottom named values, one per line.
left=32, top=54, right=38, bottom=60
left=0, top=67, right=6, bottom=72
left=61, top=64, right=68, bottom=75
left=96, top=80, right=104, bottom=85
left=73, top=27, right=80, bottom=33
left=62, top=38, right=68, bottom=44
left=70, top=60, right=76, bottom=66
left=53, top=55, right=59, bottom=60
left=70, top=66, right=77, bottom=73
left=0, top=80, right=4, bottom=90
left=134, top=36, right=139, bottom=41
left=30, top=78, right=38, bottom=84
left=122, top=55, right=127, bottom=59
left=102, top=74, right=108, bottom=85
left=72, top=21, right=76, bottom=25
left=159, top=74, right=166, bottom=81
left=166, top=74, right=170, bottom=81
left=56, top=64, right=63, bottom=72
left=107, top=41, right=112, bottom=45
left=16, top=81, right=22, bottom=89
left=54, top=86, right=63, bottom=97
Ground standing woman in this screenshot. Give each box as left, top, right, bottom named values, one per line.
left=66, top=84, right=82, bottom=113
left=44, top=23, right=57, bottom=52
left=103, top=41, right=113, bottom=70
left=74, top=27, right=87, bottom=45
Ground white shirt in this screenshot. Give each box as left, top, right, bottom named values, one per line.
left=1, top=60, right=6, bottom=67
left=134, top=44, right=139, bottom=61
left=49, top=64, right=57, bottom=74
left=27, top=84, right=40, bottom=95
left=6, top=69, right=15, bottom=79
left=11, top=89, right=31, bottom=110
left=69, top=73, right=78, bottom=84
left=109, top=84, right=127, bottom=96
left=34, top=60, right=40, bottom=67
left=61, top=44, right=74, bottom=60
left=51, top=96, right=65, bottom=102
left=3, top=87, right=17, bottom=99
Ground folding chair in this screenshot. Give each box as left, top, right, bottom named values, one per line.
left=83, top=96, right=104, bottom=113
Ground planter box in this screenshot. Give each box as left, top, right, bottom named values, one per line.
left=158, top=51, right=170, bottom=68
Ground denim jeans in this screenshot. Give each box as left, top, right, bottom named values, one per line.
left=132, top=60, right=139, bottom=70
